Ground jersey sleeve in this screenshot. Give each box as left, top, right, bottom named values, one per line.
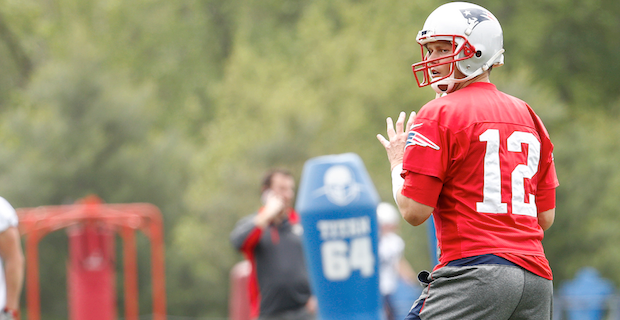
left=527, top=105, right=559, bottom=191
left=0, top=196, right=18, bottom=232
left=402, top=115, right=451, bottom=182
left=534, top=137, right=558, bottom=212
left=526, top=104, right=559, bottom=211
left=401, top=171, right=443, bottom=208
left=537, top=142, right=559, bottom=191
left=536, top=188, right=555, bottom=213
left=229, top=214, right=263, bottom=252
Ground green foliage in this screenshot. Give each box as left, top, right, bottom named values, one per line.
left=1, top=0, right=620, bottom=317
left=544, top=109, right=620, bottom=284
left=483, top=0, right=620, bottom=113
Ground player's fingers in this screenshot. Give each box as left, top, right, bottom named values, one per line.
left=407, top=111, right=417, bottom=131
left=385, top=117, right=396, bottom=138
left=376, top=134, right=390, bottom=148
left=395, top=112, right=406, bottom=133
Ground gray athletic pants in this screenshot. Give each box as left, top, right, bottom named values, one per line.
left=406, top=264, right=553, bottom=320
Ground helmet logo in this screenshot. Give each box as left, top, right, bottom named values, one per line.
left=460, top=8, right=494, bottom=31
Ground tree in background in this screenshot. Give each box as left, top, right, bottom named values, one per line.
left=0, top=0, right=619, bottom=318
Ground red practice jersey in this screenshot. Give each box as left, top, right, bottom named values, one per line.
left=401, top=82, right=559, bottom=279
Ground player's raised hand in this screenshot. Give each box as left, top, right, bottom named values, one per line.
left=262, top=191, right=285, bottom=217
left=376, top=111, right=416, bottom=170
left=254, top=190, right=286, bottom=228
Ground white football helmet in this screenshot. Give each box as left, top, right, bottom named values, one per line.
left=412, top=2, right=505, bottom=94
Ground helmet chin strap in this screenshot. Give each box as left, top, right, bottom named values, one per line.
left=431, top=75, right=456, bottom=95
left=430, top=68, right=479, bottom=95
left=430, top=49, right=505, bottom=95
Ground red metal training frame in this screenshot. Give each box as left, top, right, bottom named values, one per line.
left=17, top=196, right=167, bottom=320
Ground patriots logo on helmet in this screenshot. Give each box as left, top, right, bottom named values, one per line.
left=405, top=124, right=440, bottom=150
left=460, top=8, right=494, bottom=31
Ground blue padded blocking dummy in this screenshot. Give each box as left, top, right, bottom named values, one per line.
left=296, top=153, right=383, bottom=320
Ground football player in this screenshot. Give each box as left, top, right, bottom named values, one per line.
left=377, top=2, right=559, bottom=319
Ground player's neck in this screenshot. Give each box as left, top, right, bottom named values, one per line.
left=454, top=72, right=490, bottom=91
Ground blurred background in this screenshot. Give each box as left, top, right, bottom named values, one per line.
left=1, top=0, right=620, bottom=318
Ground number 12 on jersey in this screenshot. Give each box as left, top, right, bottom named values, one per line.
left=477, top=129, right=540, bottom=217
